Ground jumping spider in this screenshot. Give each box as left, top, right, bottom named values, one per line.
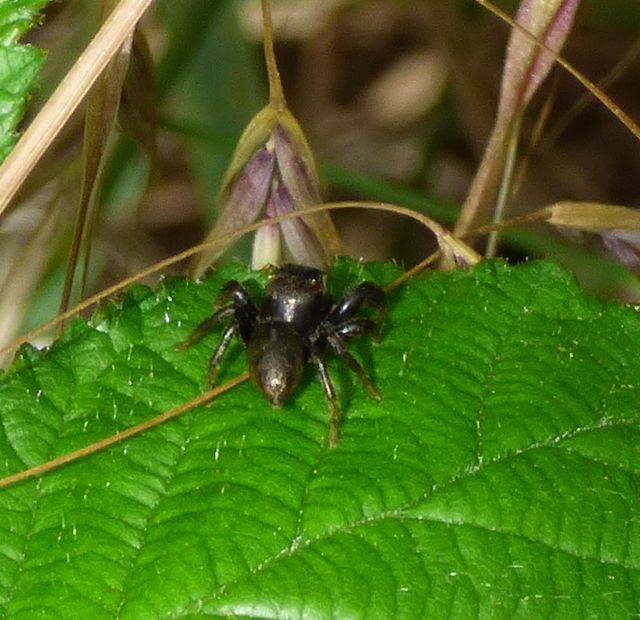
left=179, top=264, right=386, bottom=447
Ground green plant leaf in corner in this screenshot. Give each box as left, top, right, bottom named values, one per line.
left=0, top=0, right=49, bottom=163
left=0, top=258, right=639, bottom=618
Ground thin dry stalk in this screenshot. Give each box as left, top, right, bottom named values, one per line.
left=0, top=0, right=153, bottom=218
left=0, top=372, right=250, bottom=490
left=475, top=0, right=640, bottom=141
left=0, top=201, right=479, bottom=359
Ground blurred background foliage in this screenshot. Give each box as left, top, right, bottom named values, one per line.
left=4, top=0, right=640, bottom=348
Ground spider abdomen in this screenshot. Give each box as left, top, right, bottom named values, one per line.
left=247, top=321, right=305, bottom=407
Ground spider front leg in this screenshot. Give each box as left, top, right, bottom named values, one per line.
left=310, top=317, right=383, bottom=447
left=207, top=322, right=239, bottom=384
left=175, top=306, right=236, bottom=351
left=325, top=323, right=382, bottom=401
left=177, top=280, right=257, bottom=384
left=310, top=350, right=340, bottom=448
left=326, top=281, right=386, bottom=400
left=329, top=282, right=386, bottom=325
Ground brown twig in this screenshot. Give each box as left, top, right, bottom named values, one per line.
left=475, top=0, right=640, bottom=142
left=0, top=372, right=250, bottom=490
left=0, top=0, right=154, bottom=218
left=0, top=201, right=476, bottom=359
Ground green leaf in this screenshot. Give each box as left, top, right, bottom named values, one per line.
left=0, top=0, right=48, bottom=162
left=1, top=259, right=639, bottom=618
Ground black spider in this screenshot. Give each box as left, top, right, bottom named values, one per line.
left=178, top=264, right=386, bottom=446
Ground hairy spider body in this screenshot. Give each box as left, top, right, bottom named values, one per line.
left=179, top=264, right=386, bottom=447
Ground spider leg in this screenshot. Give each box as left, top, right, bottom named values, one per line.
left=325, top=329, right=381, bottom=401
left=178, top=280, right=258, bottom=385
left=333, top=317, right=381, bottom=342
left=209, top=321, right=239, bottom=384
left=329, top=282, right=386, bottom=324
left=215, top=281, right=258, bottom=344
left=215, top=280, right=255, bottom=311
left=176, top=306, right=236, bottom=350
left=177, top=280, right=257, bottom=350
left=310, top=351, right=340, bottom=448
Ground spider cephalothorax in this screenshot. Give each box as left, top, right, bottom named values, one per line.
left=179, top=264, right=386, bottom=446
